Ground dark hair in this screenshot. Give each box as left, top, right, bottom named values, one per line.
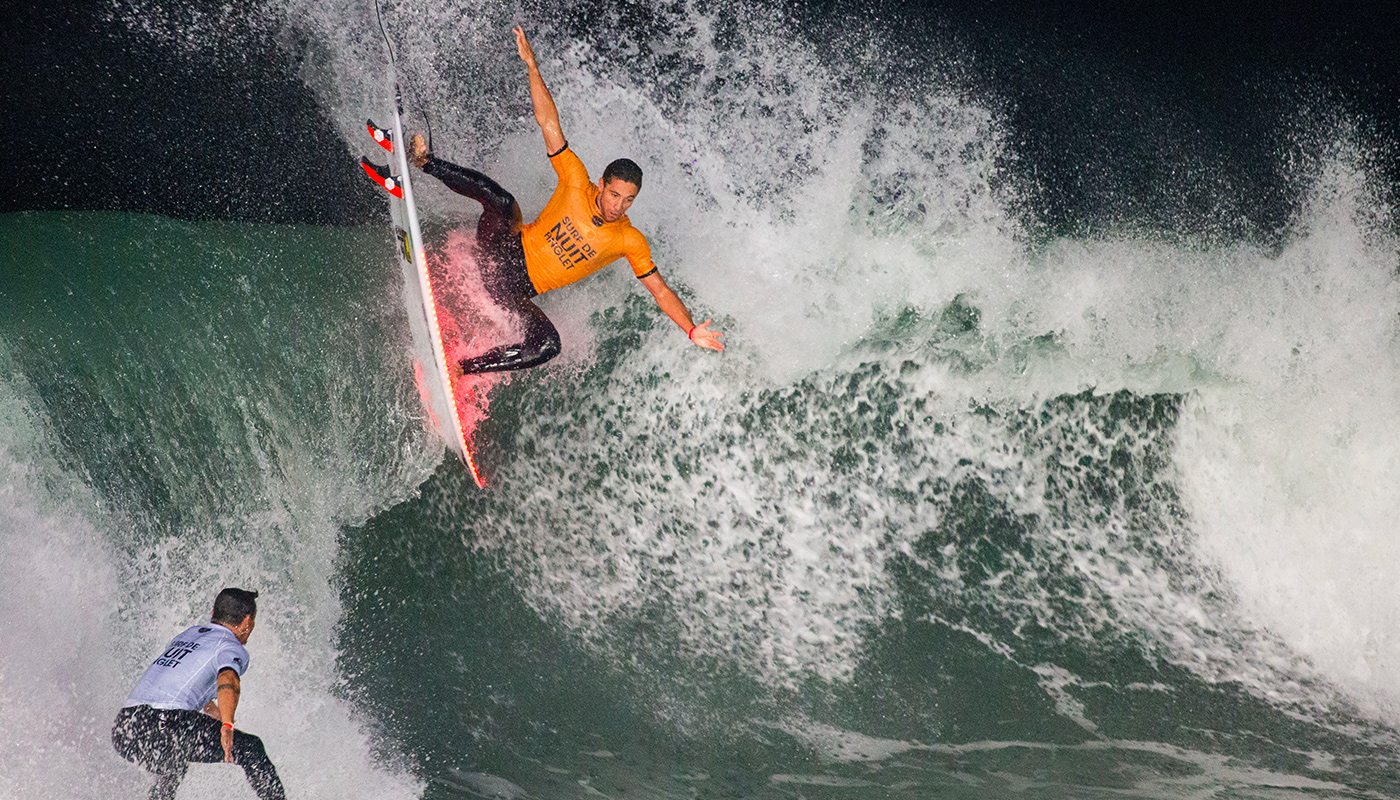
left=212, top=588, right=259, bottom=625
left=602, top=158, right=643, bottom=191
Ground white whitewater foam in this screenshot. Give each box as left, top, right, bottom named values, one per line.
left=1177, top=148, right=1400, bottom=724
left=0, top=378, right=137, bottom=799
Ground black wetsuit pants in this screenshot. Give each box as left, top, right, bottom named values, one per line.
left=422, top=156, right=562, bottom=374
left=112, top=705, right=286, bottom=800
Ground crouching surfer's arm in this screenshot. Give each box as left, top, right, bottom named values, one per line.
left=216, top=668, right=241, bottom=763
left=639, top=271, right=725, bottom=352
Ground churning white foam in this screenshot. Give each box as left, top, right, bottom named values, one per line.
left=0, top=373, right=134, bottom=799
left=1176, top=148, right=1400, bottom=724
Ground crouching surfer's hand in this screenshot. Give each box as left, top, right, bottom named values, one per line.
left=688, top=319, right=725, bottom=352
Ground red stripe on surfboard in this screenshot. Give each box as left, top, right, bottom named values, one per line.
left=452, top=382, right=487, bottom=489
left=409, top=232, right=487, bottom=488
left=411, top=283, right=485, bottom=484
left=462, top=401, right=485, bottom=486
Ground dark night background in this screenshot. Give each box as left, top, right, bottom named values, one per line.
left=3, top=0, right=1397, bottom=234
left=1, top=0, right=379, bottom=226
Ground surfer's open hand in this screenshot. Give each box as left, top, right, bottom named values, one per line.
left=514, top=26, right=538, bottom=69
left=689, top=319, right=725, bottom=352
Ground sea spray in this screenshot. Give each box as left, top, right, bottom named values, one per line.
left=1177, top=144, right=1400, bottom=725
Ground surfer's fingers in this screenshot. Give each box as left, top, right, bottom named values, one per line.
left=514, top=27, right=534, bottom=62
left=694, top=329, right=724, bottom=351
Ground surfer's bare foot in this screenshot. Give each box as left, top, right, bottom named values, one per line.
left=409, top=134, right=429, bottom=169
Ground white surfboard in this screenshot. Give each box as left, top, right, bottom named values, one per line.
left=361, top=72, right=485, bottom=488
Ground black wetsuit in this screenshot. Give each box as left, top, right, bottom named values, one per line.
left=422, top=157, right=562, bottom=374
left=112, top=705, right=285, bottom=800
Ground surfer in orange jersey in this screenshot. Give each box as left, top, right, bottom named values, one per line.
left=409, top=26, right=724, bottom=374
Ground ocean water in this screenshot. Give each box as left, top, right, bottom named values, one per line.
left=3, top=1, right=1399, bottom=798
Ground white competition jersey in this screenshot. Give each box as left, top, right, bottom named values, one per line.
left=123, top=623, right=250, bottom=711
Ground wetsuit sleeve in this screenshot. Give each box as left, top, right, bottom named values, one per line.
left=624, top=228, right=658, bottom=278
left=549, top=146, right=592, bottom=189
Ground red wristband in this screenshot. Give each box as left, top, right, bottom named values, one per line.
left=687, top=325, right=697, bottom=339
left=223, top=722, right=234, bottom=730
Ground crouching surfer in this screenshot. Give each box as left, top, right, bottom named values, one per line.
left=411, top=26, right=725, bottom=374
left=112, top=588, right=285, bottom=800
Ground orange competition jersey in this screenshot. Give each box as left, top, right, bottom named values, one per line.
left=519, top=147, right=657, bottom=294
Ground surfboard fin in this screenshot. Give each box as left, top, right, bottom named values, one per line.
left=360, top=157, right=404, bottom=199
left=366, top=119, right=393, bottom=151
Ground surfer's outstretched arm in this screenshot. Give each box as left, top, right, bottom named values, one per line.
left=514, top=27, right=567, bottom=155
left=639, top=271, right=725, bottom=352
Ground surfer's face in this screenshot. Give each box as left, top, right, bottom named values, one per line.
left=596, top=178, right=639, bottom=223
